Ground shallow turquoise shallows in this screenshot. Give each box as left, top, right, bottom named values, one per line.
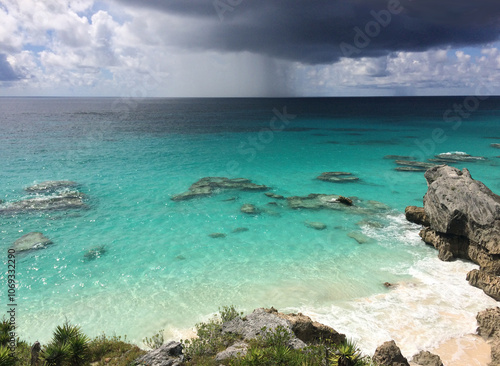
left=0, top=97, right=499, bottom=355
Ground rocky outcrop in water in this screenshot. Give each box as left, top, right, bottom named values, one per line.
left=171, top=177, right=269, bottom=201
left=317, top=171, right=359, bottom=183
left=405, top=165, right=500, bottom=300
left=430, top=152, right=487, bottom=164
left=11, top=232, right=53, bottom=252
left=25, top=180, right=78, bottom=193
left=372, top=340, right=409, bottom=366
left=0, top=190, right=86, bottom=214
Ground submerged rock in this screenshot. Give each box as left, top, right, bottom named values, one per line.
left=317, top=172, right=359, bottom=183
left=264, top=192, right=285, bottom=200
left=395, top=160, right=436, bottom=169
left=0, top=191, right=86, bottom=214
left=347, top=231, right=371, bottom=244
left=25, top=180, right=78, bottom=193
left=372, top=340, right=409, bottom=366
left=240, top=204, right=259, bottom=215
left=384, top=155, right=415, bottom=160
left=83, top=245, right=107, bottom=260
left=11, top=232, right=53, bottom=252
left=305, top=221, right=327, bottom=230
left=209, top=233, right=226, bottom=239
left=288, top=194, right=340, bottom=210
left=395, top=166, right=427, bottom=172
left=171, top=177, right=269, bottom=201
left=232, top=227, right=249, bottom=233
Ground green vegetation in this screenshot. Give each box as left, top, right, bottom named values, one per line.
left=5, top=321, right=144, bottom=366
left=142, top=329, right=164, bottom=350
left=7, top=305, right=377, bottom=366
left=181, top=306, right=243, bottom=364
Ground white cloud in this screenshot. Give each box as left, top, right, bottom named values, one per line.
left=293, top=46, right=500, bottom=96
left=1, top=0, right=500, bottom=96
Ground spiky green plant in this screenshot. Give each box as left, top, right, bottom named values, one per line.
left=329, top=339, right=363, bottom=366
left=43, top=342, right=71, bottom=366
left=42, top=321, right=90, bottom=366
left=0, top=320, right=13, bottom=347
left=0, top=345, right=13, bottom=366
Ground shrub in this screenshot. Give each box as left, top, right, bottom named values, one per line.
left=42, top=321, right=90, bottom=366
left=143, top=329, right=164, bottom=350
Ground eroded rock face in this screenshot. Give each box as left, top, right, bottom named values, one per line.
left=419, top=227, right=470, bottom=262
left=423, top=165, right=500, bottom=254
left=405, top=206, right=429, bottom=227
left=477, top=307, right=500, bottom=339
left=476, top=308, right=500, bottom=366
left=407, top=165, right=500, bottom=300
left=171, top=177, right=269, bottom=201
left=372, top=340, right=409, bottom=366
left=467, top=269, right=500, bottom=301
left=411, top=350, right=443, bottom=366
left=264, top=308, right=346, bottom=345
left=11, top=232, right=53, bottom=252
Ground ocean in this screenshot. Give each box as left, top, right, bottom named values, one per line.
left=1, top=97, right=499, bottom=356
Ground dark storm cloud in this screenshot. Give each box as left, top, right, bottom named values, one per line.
left=113, top=0, right=500, bottom=64
left=0, top=54, right=20, bottom=82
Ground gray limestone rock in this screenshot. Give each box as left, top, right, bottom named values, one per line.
left=136, top=341, right=184, bottom=366
left=11, top=232, right=53, bottom=252
left=423, top=166, right=500, bottom=254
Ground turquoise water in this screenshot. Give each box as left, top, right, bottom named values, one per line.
left=0, top=97, right=499, bottom=355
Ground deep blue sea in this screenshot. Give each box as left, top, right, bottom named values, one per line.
left=1, top=97, right=499, bottom=355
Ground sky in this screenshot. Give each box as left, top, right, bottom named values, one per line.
left=1, top=0, right=500, bottom=97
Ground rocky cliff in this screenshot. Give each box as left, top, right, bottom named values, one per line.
left=405, top=165, right=500, bottom=300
